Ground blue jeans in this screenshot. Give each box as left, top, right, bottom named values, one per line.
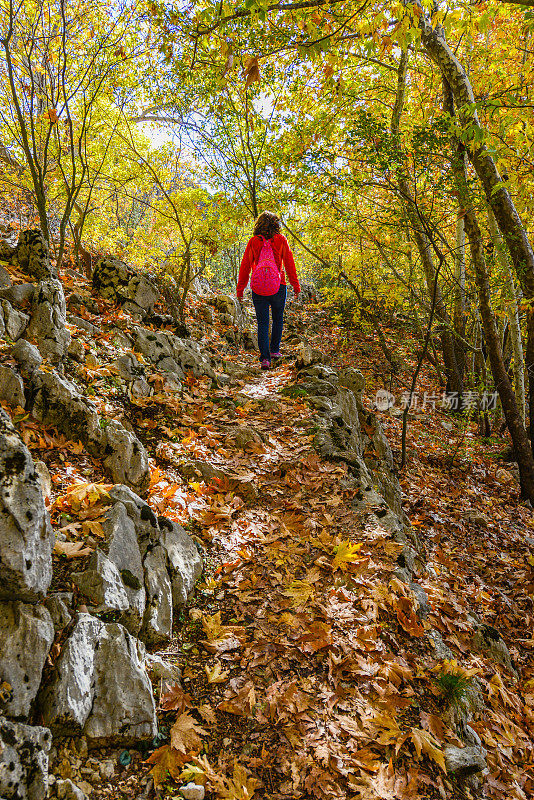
left=252, top=285, right=287, bottom=362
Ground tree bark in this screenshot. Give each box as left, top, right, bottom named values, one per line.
left=411, top=0, right=534, bottom=449
left=443, top=82, right=534, bottom=501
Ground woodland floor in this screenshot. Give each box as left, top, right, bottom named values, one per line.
left=9, top=278, right=534, bottom=800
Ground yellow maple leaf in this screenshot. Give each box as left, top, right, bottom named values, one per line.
left=283, top=580, right=315, bottom=608
left=332, top=540, right=362, bottom=571
left=145, top=745, right=184, bottom=788
left=410, top=727, right=447, bottom=773
left=205, top=661, right=229, bottom=684
left=219, top=759, right=259, bottom=799
left=170, top=712, right=208, bottom=754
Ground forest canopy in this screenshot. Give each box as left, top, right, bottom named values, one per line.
left=2, top=0, right=534, bottom=493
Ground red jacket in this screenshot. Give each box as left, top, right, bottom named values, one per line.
left=237, top=234, right=301, bottom=298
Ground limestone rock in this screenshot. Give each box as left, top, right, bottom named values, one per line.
left=30, top=370, right=104, bottom=453
left=14, top=230, right=52, bottom=280
left=141, top=544, right=173, bottom=645
left=71, top=549, right=130, bottom=613
left=40, top=614, right=102, bottom=732
left=0, top=364, right=25, bottom=409
left=107, top=485, right=159, bottom=554
left=0, top=717, right=51, bottom=800
left=179, top=784, right=205, bottom=800
left=295, top=340, right=325, bottom=370
left=0, top=408, right=54, bottom=602
left=82, top=621, right=156, bottom=745
left=112, top=352, right=144, bottom=382
left=145, top=653, right=181, bottom=683
left=0, top=262, right=12, bottom=288
left=67, top=338, right=84, bottom=362
left=103, top=421, right=150, bottom=494
left=11, top=339, right=42, bottom=374
left=44, top=593, right=72, bottom=632
left=132, top=326, right=214, bottom=379
left=1, top=299, right=29, bottom=340
left=41, top=613, right=157, bottom=745
left=226, top=425, right=265, bottom=450
left=0, top=601, right=54, bottom=718
left=27, top=279, right=71, bottom=362
left=443, top=745, right=487, bottom=776
left=159, top=518, right=203, bottom=607
left=65, top=314, right=101, bottom=335
left=339, top=367, right=365, bottom=401
left=102, top=500, right=146, bottom=634
left=92, top=256, right=159, bottom=315
left=34, top=460, right=52, bottom=501
left=472, top=623, right=515, bottom=673
left=0, top=283, right=35, bottom=307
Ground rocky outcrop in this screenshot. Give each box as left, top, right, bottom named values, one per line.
left=40, top=614, right=157, bottom=746
left=13, top=229, right=52, bottom=280
left=92, top=256, right=159, bottom=316
left=27, top=279, right=70, bottom=362
left=158, top=518, right=203, bottom=607
left=0, top=601, right=54, bottom=719
left=0, top=298, right=29, bottom=340
left=132, top=325, right=215, bottom=379
left=0, top=408, right=54, bottom=602
left=0, top=716, right=52, bottom=800
left=0, top=363, right=25, bottom=408
left=27, top=370, right=150, bottom=493
left=103, top=421, right=150, bottom=494
left=69, top=485, right=202, bottom=642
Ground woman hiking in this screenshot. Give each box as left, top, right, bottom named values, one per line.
left=237, top=211, right=301, bottom=370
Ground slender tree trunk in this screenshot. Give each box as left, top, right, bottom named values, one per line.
left=443, top=86, right=534, bottom=501
left=453, top=213, right=467, bottom=380
left=488, top=210, right=526, bottom=424
left=412, top=1, right=534, bottom=450
left=391, top=51, right=463, bottom=397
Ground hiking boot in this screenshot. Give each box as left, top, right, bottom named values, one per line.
left=260, top=359, right=271, bottom=370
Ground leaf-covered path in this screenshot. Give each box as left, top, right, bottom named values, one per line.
left=99, top=315, right=531, bottom=800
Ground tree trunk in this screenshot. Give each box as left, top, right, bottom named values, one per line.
left=488, top=209, right=526, bottom=424
left=443, top=85, right=534, bottom=501
left=412, top=1, right=534, bottom=450
left=391, top=49, right=463, bottom=398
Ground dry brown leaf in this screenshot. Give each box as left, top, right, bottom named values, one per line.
left=170, top=712, right=208, bottom=754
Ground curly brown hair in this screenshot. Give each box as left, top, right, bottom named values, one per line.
left=253, top=211, right=281, bottom=240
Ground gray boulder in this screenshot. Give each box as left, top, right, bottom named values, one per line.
left=141, top=544, right=173, bottom=645
left=103, top=421, right=150, bottom=494
left=41, top=613, right=157, bottom=745
left=102, top=500, right=146, bottom=634
left=107, top=485, right=159, bottom=554
left=0, top=717, right=51, bottom=800
left=11, top=339, right=42, bottom=374
left=0, top=283, right=35, bottom=307
left=92, top=256, right=159, bottom=315
left=132, top=325, right=214, bottom=379
left=0, top=601, right=54, bottom=718
left=71, top=549, right=130, bottom=614
left=13, top=230, right=51, bottom=280
left=83, top=621, right=156, bottom=745
left=443, top=745, right=487, bottom=776
left=0, top=262, right=12, bottom=288
left=472, top=623, right=515, bottom=673
left=0, top=365, right=25, bottom=409
left=30, top=370, right=104, bottom=453
left=159, top=519, right=202, bottom=607
left=0, top=408, right=54, bottom=602
left=1, top=299, right=29, bottom=340
left=44, top=593, right=72, bottom=632
left=339, top=366, right=365, bottom=402
left=27, top=279, right=70, bottom=362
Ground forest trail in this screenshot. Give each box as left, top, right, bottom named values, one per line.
left=78, top=302, right=530, bottom=800
left=2, top=258, right=532, bottom=800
